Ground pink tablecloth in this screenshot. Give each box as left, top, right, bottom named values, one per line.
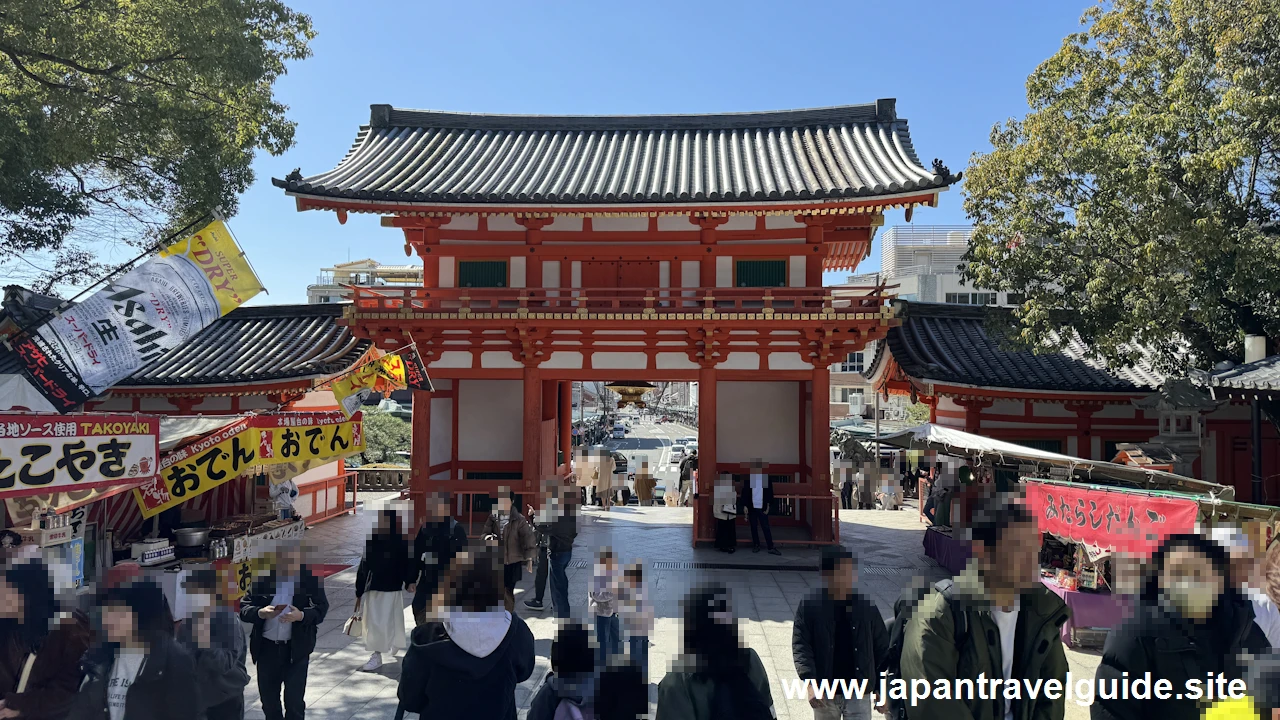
left=1040, top=578, right=1134, bottom=646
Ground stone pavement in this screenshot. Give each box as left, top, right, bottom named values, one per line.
left=242, top=493, right=1100, bottom=720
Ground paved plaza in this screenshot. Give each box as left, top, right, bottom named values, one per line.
left=242, top=491, right=1101, bottom=720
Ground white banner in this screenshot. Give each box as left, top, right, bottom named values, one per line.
left=12, top=220, right=263, bottom=411
left=0, top=414, right=160, bottom=499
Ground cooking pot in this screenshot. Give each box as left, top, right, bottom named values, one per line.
left=174, top=528, right=210, bottom=548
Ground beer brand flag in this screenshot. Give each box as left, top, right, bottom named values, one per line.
left=11, top=220, right=264, bottom=412
left=332, top=348, right=433, bottom=418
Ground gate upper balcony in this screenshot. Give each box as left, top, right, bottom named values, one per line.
left=345, top=283, right=896, bottom=328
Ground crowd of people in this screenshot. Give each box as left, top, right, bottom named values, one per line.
left=11, top=472, right=1280, bottom=720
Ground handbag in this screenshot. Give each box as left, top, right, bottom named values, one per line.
left=719, top=503, right=738, bottom=517
left=344, top=598, right=363, bottom=638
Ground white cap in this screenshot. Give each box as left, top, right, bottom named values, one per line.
left=1208, top=525, right=1250, bottom=551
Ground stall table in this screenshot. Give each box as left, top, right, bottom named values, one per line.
left=1040, top=578, right=1133, bottom=647
left=923, top=526, right=971, bottom=574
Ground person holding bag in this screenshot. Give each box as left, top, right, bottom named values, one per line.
left=712, top=475, right=738, bottom=553
left=355, top=509, right=415, bottom=672
left=0, top=561, right=91, bottom=720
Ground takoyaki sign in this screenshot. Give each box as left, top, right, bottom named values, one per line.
left=0, top=413, right=159, bottom=498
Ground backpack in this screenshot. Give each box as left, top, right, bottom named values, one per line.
left=882, top=578, right=969, bottom=720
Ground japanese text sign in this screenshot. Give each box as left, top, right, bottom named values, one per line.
left=14, top=219, right=264, bottom=411
left=1024, top=481, right=1198, bottom=557
left=133, top=412, right=363, bottom=518
left=0, top=414, right=159, bottom=499
left=332, top=348, right=432, bottom=418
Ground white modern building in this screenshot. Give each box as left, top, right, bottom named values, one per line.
left=307, top=259, right=424, bottom=304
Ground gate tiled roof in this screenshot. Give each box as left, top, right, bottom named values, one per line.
left=273, top=100, right=957, bottom=206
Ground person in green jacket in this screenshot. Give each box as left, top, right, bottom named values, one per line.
left=656, top=584, right=775, bottom=720
left=900, top=492, right=1069, bottom=720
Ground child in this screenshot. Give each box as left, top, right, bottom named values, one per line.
left=526, top=623, right=596, bottom=720
left=588, top=548, right=622, bottom=666
left=619, top=562, right=653, bottom=682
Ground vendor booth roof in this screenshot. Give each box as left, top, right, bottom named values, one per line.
left=159, top=415, right=246, bottom=451
left=864, top=301, right=1165, bottom=393
left=874, top=423, right=1231, bottom=498
left=119, top=303, right=371, bottom=388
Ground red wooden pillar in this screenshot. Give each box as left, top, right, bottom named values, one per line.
left=811, top=365, right=830, bottom=488
left=696, top=365, right=717, bottom=545
left=410, top=388, right=432, bottom=531
left=522, top=366, right=542, bottom=497
left=801, top=216, right=829, bottom=288
left=558, top=381, right=572, bottom=473
left=520, top=218, right=551, bottom=292
left=408, top=218, right=447, bottom=289
left=696, top=216, right=727, bottom=290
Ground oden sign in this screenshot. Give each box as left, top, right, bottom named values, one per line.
left=13, top=220, right=264, bottom=411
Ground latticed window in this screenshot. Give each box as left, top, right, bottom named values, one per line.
left=735, top=259, right=787, bottom=287
left=458, top=260, right=508, bottom=288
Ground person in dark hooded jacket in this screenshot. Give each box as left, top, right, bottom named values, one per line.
left=1092, top=533, right=1269, bottom=720
left=0, top=561, right=91, bottom=720
left=176, top=569, right=249, bottom=720
left=527, top=622, right=596, bottom=720
left=397, top=545, right=535, bottom=720
left=66, top=580, right=199, bottom=720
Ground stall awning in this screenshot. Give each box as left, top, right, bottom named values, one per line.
left=159, top=415, right=247, bottom=451
left=874, top=423, right=1232, bottom=499
left=1024, top=479, right=1199, bottom=556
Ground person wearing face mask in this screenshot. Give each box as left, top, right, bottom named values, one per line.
left=176, top=570, right=249, bottom=720
left=1212, top=526, right=1280, bottom=649
left=0, top=560, right=91, bottom=720
left=1092, top=533, right=1269, bottom=720
left=480, top=488, right=537, bottom=612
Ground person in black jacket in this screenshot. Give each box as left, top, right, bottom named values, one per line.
left=355, top=509, right=414, bottom=672
left=176, top=569, right=249, bottom=720
left=742, top=461, right=780, bottom=555
left=397, top=546, right=535, bottom=720
left=66, top=580, right=199, bottom=720
left=239, top=541, right=329, bottom=720
left=793, top=546, right=888, bottom=719
left=1092, top=533, right=1270, bottom=720
left=0, top=560, right=92, bottom=720
left=411, top=492, right=469, bottom=626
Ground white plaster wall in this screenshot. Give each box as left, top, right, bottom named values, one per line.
left=509, top=256, right=526, bottom=288
left=593, top=217, right=648, bottom=231
left=430, top=351, right=474, bottom=369
left=571, top=261, right=582, bottom=289
left=681, top=261, right=700, bottom=288
left=765, top=216, right=804, bottom=229
left=1203, top=431, right=1217, bottom=483
left=439, top=257, right=455, bottom=288
left=658, top=216, right=695, bottom=231
left=458, top=380, right=522, bottom=461
left=789, top=256, right=806, bottom=287
left=446, top=216, right=479, bottom=231
left=591, top=352, right=648, bottom=370
left=1095, top=405, right=1137, bottom=419
left=194, top=397, right=232, bottom=412
left=430, top=396, right=452, bottom=467
left=768, top=352, right=811, bottom=370
left=659, top=261, right=670, bottom=288
left=541, top=352, right=584, bottom=369
left=89, top=397, right=130, bottom=411
left=481, top=351, right=523, bottom=369
left=293, top=460, right=340, bottom=487
left=1032, top=402, right=1074, bottom=418
left=545, top=217, right=583, bottom=232
left=656, top=353, right=698, bottom=370
left=990, top=399, right=1023, bottom=416
left=240, top=396, right=275, bottom=410
left=1067, top=436, right=1079, bottom=457
left=488, top=216, right=523, bottom=231
left=718, top=381, right=799, bottom=464
left=542, top=261, right=560, bottom=289
left=717, top=352, right=760, bottom=370
left=1090, top=436, right=1102, bottom=461
left=722, top=216, right=757, bottom=231
left=715, top=257, right=732, bottom=287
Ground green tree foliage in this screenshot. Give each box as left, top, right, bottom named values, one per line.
left=358, top=408, right=412, bottom=466
left=905, top=402, right=932, bottom=425
left=962, top=0, right=1280, bottom=372
left=0, top=0, right=314, bottom=290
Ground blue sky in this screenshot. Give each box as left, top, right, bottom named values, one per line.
left=231, top=0, right=1089, bottom=304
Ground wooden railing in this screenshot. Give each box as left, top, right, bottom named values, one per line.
left=348, top=285, right=891, bottom=316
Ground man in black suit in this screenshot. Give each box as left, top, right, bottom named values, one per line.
left=239, top=540, right=329, bottom=720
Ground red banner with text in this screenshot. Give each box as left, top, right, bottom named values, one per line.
left=1025, top=481, right=1198, bottom=556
